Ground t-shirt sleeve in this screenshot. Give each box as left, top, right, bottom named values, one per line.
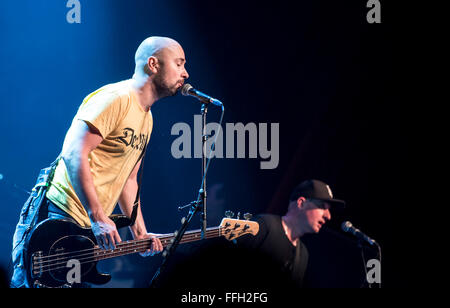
left=75, top=90, right=127, bottom=139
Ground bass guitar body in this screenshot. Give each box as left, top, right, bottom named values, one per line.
left=24, top=215, right=131, bottom=288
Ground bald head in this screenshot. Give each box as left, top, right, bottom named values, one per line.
left=134, top=36, right=182, bottom=76
left=132, top=36, right=189, bottom=100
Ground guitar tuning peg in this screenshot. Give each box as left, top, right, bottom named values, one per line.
left=225, top=210, right=234, bottom=218
left=243, top=213, right=253, bottom=220
left=237, top=212, right=241, bottom=219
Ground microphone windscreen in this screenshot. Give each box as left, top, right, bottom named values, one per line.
left=341, top=221, right=352, bottom=232
left=181, top=84, right=193, bottom=96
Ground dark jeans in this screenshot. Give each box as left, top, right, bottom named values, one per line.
left=10, top=197, right=76, bottom=288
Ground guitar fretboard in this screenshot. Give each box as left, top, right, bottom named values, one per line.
left=93, top=226, right=221, bottom=261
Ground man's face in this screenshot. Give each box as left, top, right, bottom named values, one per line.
left=153, top=44, right=189, bottom=97
left=301, top=199, right=332, bottom=233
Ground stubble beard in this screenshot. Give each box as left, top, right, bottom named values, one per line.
left=153, top=73, right=179, bottom=98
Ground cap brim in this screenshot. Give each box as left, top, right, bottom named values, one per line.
left=330, top=199, right=346, bottom=208
left=319, top=198, right=346, bottom=208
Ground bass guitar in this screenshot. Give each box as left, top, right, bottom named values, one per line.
left=24, top=214, right=259, bottom=288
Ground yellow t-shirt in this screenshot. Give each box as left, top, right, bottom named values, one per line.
left=46, top=79, right=153, bottom=227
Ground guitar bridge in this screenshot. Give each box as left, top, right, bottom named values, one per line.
left=31, top=251, right=44, bottom=278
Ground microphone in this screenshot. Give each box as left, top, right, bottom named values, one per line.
left=181, top=84, right=223, bottom=106
left=341, top=221, right=377, bottom=246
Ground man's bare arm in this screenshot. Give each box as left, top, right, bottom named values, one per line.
left=118, top=159, right=147, bottom=237
left=118, top=159, right=163, bottom=256
left=61, top=119, right=121, bottom=250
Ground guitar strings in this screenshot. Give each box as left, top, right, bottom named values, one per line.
left=34, top=229, right=225, bottom=274
left=34, top=228, right=221, bottom=269
left=35, top=233, right=223, bottom=274
left=33, top=222, right=252, bottom=274
left=35, top=227, right=222, bottom=261
left=34, top=236, right=210, bottom=274
left=33, top=228, right=229, bottom=274
left=36, top=234, right=172, bottom=262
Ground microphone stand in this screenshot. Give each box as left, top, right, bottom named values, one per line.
left=200, top=103, right=208, bottom=239
left=357, top=240, right=382, bottom=288
left=149, top=103, right=211, bottom=288
left=357, top=240, right=371, bottom=288
left=149, top=196, right=203, bottom=288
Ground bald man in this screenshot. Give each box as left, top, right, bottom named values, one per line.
left=10, top=36, right=189, bottom=287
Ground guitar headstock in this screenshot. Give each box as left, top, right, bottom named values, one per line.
left=219, top=217, right=259, bottom=241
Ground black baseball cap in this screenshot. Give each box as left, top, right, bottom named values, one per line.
left=289, top=179, right=346, bottom=208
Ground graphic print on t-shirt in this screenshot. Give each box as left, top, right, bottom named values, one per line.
left=115, top=127, right=148, bottom=151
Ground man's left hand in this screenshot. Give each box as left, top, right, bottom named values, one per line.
left=136, top=233, right=163, bottom=257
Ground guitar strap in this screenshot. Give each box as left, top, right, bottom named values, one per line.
left=20, top=118, right=149, bottom=231
left=27, top=137, right=147, bottom=230
left=128, top=136, right=148, bottom=227
left=12, top=155, right=60, bottom=252
left=42, top=137, right=149, bottom=227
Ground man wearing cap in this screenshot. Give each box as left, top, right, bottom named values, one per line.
left=237, top=179, right=345, bottom=288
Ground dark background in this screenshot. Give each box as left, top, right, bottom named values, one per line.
left=0, top=0, right=416, bottom=288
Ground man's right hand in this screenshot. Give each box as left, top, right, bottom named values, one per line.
left=91, top=215, right=122, bottom=250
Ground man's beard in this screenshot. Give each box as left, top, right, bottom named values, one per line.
left=153, top=74, right=179, bottom=98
